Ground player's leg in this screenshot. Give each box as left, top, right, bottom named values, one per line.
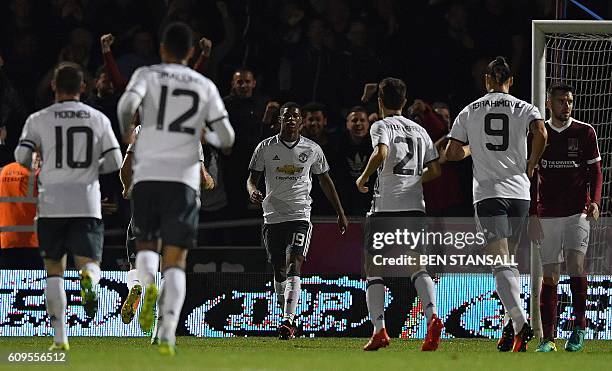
left=37, top=218, right=70, bottom=350
left=131, top=182, right=162, bottom=333
left=477, top=199, right=530, bottom=351
left=262, top=223, right=287, bottom=316
left=279, top=221, right=311, bottom=340
left=70, top=218, right=104, bottom=319
left=564, top=214, right=590, bottom=352
left=362, top=213, right=390, bottom=351
left=122, top=217, right=143, bottom=324
left=155, top=182, right=199, bottom=355
left=535, top=217, right=563, bottom=352
left=411, top=268, right=443, bottom=351
left=157, top=246, right=187, bottom=355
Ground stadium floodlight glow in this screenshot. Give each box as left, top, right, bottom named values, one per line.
left=531, top=19, right=612, bottom=340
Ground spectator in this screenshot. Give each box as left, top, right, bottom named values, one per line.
left=337, top=19, right=383, bottom=111
left=0, top=154, right=42, bottom=269
left=332, top=106, right=374, bottom=215
left=407, top=99, right=468, bottom=216
left=221, top=68, right=270, bottom=217
left=279, top=18, right=339, bottom=115
left=301, top=102, right=339, bottom=215
left=0, top=55, right=27, bottom=164
left=116, top=27, right=159, bottom=79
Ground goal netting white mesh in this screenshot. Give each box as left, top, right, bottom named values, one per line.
left=545, top=32, right=612, bottom=275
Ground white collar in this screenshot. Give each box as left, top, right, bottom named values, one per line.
left=547, top=117, right=572, bottom=133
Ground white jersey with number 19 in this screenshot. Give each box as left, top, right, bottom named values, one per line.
left=370, top=115, right=438, bottom=213
left=449, top=92, right=542, bottom=203
left=123, top=63, right=229, bottom=191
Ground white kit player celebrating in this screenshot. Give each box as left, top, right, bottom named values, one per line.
left=15, top=62, right=122, bottom=351
left=247, top=102, right=348, bottom=340
left=446, top=56, right=548, bottom=352
left=117, top=22, right=234, bottom=355
left=356, top=77, right=443, bottom=351
left=530, top=83, right=602, bottom=353
left=119, top=120, right=214, bottom=345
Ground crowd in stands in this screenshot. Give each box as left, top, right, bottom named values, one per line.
left=1, top=0, right=608, bottom=235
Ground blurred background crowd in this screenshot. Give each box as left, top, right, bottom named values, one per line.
left=0, top=0, right=610, bottom=239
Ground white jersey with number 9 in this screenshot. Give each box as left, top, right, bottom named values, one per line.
left=449, top=92, right=542, bottom=203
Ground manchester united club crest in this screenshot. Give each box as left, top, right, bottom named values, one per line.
left=298, top=151, right=311, bottom=163
left=567, top=137, right=578, bottom=157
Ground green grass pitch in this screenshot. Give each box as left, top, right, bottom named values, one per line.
left=2, top=337, right=610, bottom=371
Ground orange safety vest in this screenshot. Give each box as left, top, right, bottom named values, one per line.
left=0, top=162, right=38, bottom=249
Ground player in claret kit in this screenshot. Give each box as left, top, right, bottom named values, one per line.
left=446, top=56, right=548, bottom=352
left=14, top=62, right=122, bottom=351
left=529, top=83, right=602, bottom=353
left=356, top=77, right=443, bottom=352
left=117, top=22, right=234, bottom=355
left=247, top=102, right=348, bottom=340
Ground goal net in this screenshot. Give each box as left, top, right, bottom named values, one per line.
left=531, top=20, right=612, bottom=339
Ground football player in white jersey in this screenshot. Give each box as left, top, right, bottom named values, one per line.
left=14, top=62, right=122, bottom=351
left=247, top=102, right=348, bottom=340
left=356, top=78, right=443, bottom=351
left=116, top=22, right=234, bottom=355
left=446, top=56, right=547, bottom=352
left=118, top=119, right=213, bottom=339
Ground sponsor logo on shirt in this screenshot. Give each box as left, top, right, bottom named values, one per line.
left=540, top=159, right=579, bottom=169
left=276, top=164, right=304, bottom=175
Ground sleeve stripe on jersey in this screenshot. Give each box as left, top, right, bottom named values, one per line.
left=425, top=156, right=440, bottom=165
left=206, top=115, right=228, bottom=126
left=18, top=140, right=36, bottom=150
left=125, top=89, right=144, bottom=99
left=447, top=136, right=468, bottom=145
left=587, top=156, right=601, bottom=165
left=100, top=147, right=120, bottom=158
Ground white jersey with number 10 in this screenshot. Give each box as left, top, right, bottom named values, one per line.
left=370, top=115, right=438, bottom=213
left=449, top=92, right=542, bottom=203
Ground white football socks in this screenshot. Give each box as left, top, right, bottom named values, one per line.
left=494, top=267, right=526, bottom=333
left=126, top=269, right=141, bottom=290
left=158, top=268, right=185, bottom=345
left=45, top=276, right=68, bottom=345
left=283, top=276, right=301, bottom=323
left=274, top=279, right=286, bottom=314
left=82, top=262, right=101, bottom=286
left=412, top=271, right=438, bottom=324
left=366, top=277, right=385, bottom=333
left=136, top=250, right=159, bottom=286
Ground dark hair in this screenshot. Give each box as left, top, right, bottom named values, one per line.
left=161, top=22, right=193, bottom=59
left=378, top=77, right=406, bottom=110
left=53, top=62, right=83, bottom=95
left=280, top=101, right=301, bottom=114
left=301, top=102, right=327, bottom=117
left=347, top=105, right=368, bottom=117
left=432, top=101, right=449, bottom=111
left=233, top=67, right=254, bottom=76
left=94, top=66, right=107, bottom=79
left=486, top=56, right=512, bottom=84
left=547, top=82, right=574, bottom=97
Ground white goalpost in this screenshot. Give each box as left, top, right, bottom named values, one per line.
left=531, top=20, right=612, bottom=339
